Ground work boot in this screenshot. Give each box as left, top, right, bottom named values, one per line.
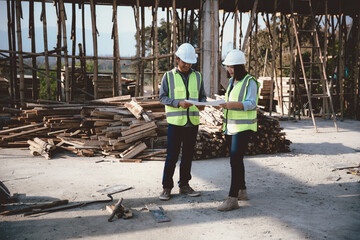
left=217, top=197, right=239, bottom=211
left=179, top=186, right=200, bottom=197
left=238, top=189, right=249, bottom=201
left=159, top=188, right=171, bottom=201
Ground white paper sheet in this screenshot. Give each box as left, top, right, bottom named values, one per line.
left=184, top=99, right=225, bottom=106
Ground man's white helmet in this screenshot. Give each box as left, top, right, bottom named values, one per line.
left=222, top=49, right=246, bottom=65
left=175, top=43, right=197, bottom=64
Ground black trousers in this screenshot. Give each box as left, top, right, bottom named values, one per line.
left=162, top=124, right=199, bottom=189
left=226, top=130, right=253, bottom=197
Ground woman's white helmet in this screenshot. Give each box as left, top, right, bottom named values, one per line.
left=175, top=43, right=198, bottom=64
left=222, top=49, right=246, bottom=65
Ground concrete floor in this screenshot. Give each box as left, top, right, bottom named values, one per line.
left=0, top=119, right=359, bottom=240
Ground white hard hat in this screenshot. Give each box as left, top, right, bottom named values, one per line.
left=222, top=49, right=246, bottom=65
left=175, top=43, right=197, bottom=64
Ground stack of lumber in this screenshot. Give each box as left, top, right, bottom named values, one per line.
left=0, top=96, right=167, bottom=160
left=257, top=77, right=277, bottom=112
left=194, top=106, right=291, bottom=160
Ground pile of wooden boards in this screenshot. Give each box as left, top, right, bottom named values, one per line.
left=195, top=106, right=291, bottom=159
left=0, top=95, right=167, bottom=161
left=0, top=95, right=291, bottom=161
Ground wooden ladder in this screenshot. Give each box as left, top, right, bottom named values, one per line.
left=289, top=0, right=338, bottom=132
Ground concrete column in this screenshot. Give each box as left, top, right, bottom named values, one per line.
left=201, top=0, right=219, bottom=97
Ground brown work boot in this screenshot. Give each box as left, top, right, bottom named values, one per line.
left=217, top=197, right=239, bottom=211
left=159, top=188, right=171, bottom=201
left=179, top=186, right=200, bottom=197
left=238, top=189, right=249, bottom=201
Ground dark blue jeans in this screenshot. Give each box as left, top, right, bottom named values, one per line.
left=226, top=130, right=253, bottom=197
left=162, top=124, right=199, bottom=189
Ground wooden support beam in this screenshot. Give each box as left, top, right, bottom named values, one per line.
left=113, top=0, right=122, bottom=96
left=6, top=0, right=15, bottom=105
left=90, top=0, right=98, bottom=99
left=241, top=0, right=258, bottom=53
left=172, top=0, right=177, bottom=68
left=29, top=0, right=37, bottom=100
left=59, top=0, right=70, bottom=102
left=55, top=1, right=62, bottom=101
left=153, top=0, right=159, bottom=95
left=15, top=0, right=25, bottom=105
left=71, top=1, right=76, bottom=101
left=41, top=0, right=50, bottom=100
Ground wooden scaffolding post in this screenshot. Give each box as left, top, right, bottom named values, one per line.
left=323, top=0, right=329, bottom=118
left=166, top=7, right=172, bottom=69
left=81, top=2, right=86, bottom=65
left=59, top=0, right=69, bottom=102
left=133, top=0, right=140, bottom=96
left=29, top=0, right=37, bottom=100
left=241, top=0, right=258, bottom=52
left=355, top=11, right=360, bottom=120
left=154, top=0, right=159, bottom=94
left=6, top=0, right=14, bottom=104
left=254, top=13, right=258, bottom=79
left=54, top=1, right=62, bottom=101
left=112, top=0, right=122, bottom=96
left=71, top=2, right=76, bottom=101
left=210, top=0, right=215, bottom=95
left=233, top=0, right=238, bottom=49
left=172, top=0, right=177, bottom=68
left=41, top=0, right=50, bottom=100
left=198, top=0, right=203, bottom=73
left=189, top=9, right=194, bottom=44
left=141, top=2, right=145, bottom=95
left=239, top=12, right=242, bottom=50
left=279, top=13, right=284, bottom=115
left=90, top=0, right=98, bottom=99
left=269, top=9, right=277, bottom=116
left=15, top=0, right=25, bottom=105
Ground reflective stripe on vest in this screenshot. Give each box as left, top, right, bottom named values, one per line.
left=165, top=69, right=201, bottom=126
left=223, top=74, right=260, bottom=134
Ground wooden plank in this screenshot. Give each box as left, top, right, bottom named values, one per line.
left=120, top=142, right=147, bottom=159
left=125, top=100, right=143, bottom=119
left=1, top=127, right=48, bottom=140
left=146, top=203, right=171, bottom=223
left=136, top=149, right=166, bottom=159
left=124, top=130, right=157, bottom=144
left=119, top=159, right=142, bottom=163
left=91, top=95, right=131, bottom=102
left=121, top=121, right=156, bottom=136
left=0, top=123, right=44, bottom=134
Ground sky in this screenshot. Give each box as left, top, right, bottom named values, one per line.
left=0, top=1, right=265, bottom=58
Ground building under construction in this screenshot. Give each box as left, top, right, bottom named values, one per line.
left=1, top=0, right=359, bottom=126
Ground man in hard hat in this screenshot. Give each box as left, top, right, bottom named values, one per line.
left=159, top=43, right=206, bottom=201
left=217, top=49, right=260, bottom=211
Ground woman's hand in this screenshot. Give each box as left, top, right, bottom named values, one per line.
left=196, top=105, right=205, bottom=111
left=179, top=101, right=193, bottom=109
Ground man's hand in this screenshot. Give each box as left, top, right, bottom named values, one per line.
left=220, top=101, right=244, bottom=110
left=179, top=101, right=193, bottom=109
left=196, top=105, right=205, bottom=111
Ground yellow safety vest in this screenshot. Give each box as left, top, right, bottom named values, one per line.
left=223, top=74, right=260, bottom=134
left=165, top=69, right=202, bottom=126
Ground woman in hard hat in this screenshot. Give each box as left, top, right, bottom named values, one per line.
left=218, top=49, right=260, bottom=211
left=158, top=43, right=207, bottom=201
